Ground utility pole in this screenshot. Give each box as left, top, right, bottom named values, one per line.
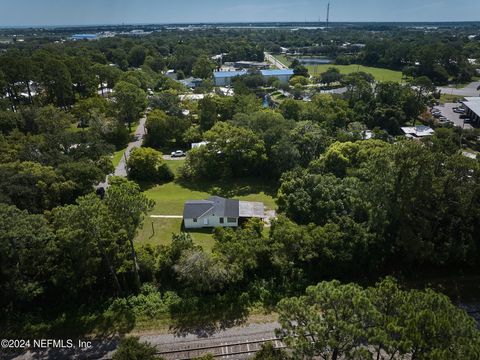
left=326, top=2, right=330, bottom=30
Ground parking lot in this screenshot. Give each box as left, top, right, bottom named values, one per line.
left=432, top=103, right=475, bottom=130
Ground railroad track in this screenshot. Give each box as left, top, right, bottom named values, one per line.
left=155, top=337, right=285, bottom=360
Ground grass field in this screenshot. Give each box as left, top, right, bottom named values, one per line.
left=135, top=159, right=278, bottom=251
left=273, top=55, right=404, bottom=83
left=306, top=64, right=404, bottom=82
left=439, top=94, right=465, bottom=104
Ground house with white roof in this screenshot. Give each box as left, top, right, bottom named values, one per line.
left=401, top=125, right=435, bottom=138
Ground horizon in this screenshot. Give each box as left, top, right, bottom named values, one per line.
left=1, top=0, right=480, bottom=27
left=2, top=20, right=480, bottom=30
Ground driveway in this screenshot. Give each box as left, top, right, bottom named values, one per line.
left=97, top=116, right=147, bottom=188
left=437, top=81, right=480, bottom=97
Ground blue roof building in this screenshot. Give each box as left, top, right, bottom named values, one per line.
left=213, top=69, right=295, bottom=87
left=213, top=71, right=248, bottom=86
left=71, top=34, right=98, bottom=41
left=260, top=69, right=295, bottom=77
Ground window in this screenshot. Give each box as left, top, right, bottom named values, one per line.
left=220, top=217, right=224, bottom=224
left=227, top=217, right=236, bottom=223
left=193, top=219, right=197, bottom=223
left=203, top=218, right=209, bottom=225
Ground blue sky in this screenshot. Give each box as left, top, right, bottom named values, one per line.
left=0, top=0, right=479, bottom=26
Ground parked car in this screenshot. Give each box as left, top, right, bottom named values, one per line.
left=171, top=150, right=186, bottom=158
left=453, top=107, right=465, bottom=114
left=460, top=114, right=470, bottom=119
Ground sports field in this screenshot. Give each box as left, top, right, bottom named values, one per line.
left=273, top=55, right=404, bottom=83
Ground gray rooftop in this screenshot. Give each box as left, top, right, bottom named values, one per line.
left=183, top=196, right=239, bottom=219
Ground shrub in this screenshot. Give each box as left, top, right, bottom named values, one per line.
left=127, top=147, right=174, bottom=183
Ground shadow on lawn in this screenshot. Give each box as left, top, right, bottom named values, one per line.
left=176, top=176, right=278, bottom=199
left=168, top=291, right=251, bottom=338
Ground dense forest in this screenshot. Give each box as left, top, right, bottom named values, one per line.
left=1, top=24, right=480, bottom=358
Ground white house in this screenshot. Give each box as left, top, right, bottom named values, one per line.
left=183, top=196, right=265, bottom=229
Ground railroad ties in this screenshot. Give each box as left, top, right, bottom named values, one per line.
left=156, top=338, right=286, bottom=360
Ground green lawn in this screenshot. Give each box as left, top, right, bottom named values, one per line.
left=439, top=94, right=464, bottom=104
left=306, top=64, right=404, bottom=83
left=135, top=159, right=278, bottom=250
left=112, top=148, right=127, bottom=167
left=135, top=217, right=216, bottom=251
left=272, top=55, right=404, bottom=82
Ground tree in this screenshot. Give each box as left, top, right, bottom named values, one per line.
left=0, top=204, right=57, bottom=315
left=40, top=57, right=74, bottom=107
left=105, top=178, right=154, bottom=290
left=321, top=67, right=342, bottom=84
left=114, top=81, right=147, bottom=132
left=0, top=161, right=76, bottom=213
left=113, top=337, right=157, bottom=360
left=126, top=147, right=174, bottom=183
left=50, top=194, right=129, bottom=298
left=277, top=278, right=480, bottom=360
left=144, top=109, right=169, bottom=148
left=180, top=122, right=267, bottom=179
left=277, top=280, right=373, bottom=360
left=127, top=46, right=147, bottom=68
left=199, top=96, right=218, bottom=131
left=192, top=55, right=216, bottom=79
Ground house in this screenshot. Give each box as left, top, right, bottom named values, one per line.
left=401, top=125, right=435, bottom=138
left=183, top=196, right=265, bottom=229
left=179, top=77, right=203, bottom=89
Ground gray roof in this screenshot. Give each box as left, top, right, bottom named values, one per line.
left=183, top=196, right=239, bottom=219
left=183, top=200, right=215, bottom=219
left=465, top=100, right=480, bottom=117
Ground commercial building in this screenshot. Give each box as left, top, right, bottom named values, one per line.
left=213, top=69, right=294, bottom=86
left=71, top=34, right=98, bottom=41
left=213, top=70, right=248, bottom=86
left=260, top=69, right=295, bottom=84
left=462, top=97, right=480, bottom=123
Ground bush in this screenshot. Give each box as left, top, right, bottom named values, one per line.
left=127, top=147, right=174, bottom=183
left=113, top=337, right=157, bottom=360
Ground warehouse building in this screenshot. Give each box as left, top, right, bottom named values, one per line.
left=213, top=70, right=248, bottom=86
left=260, top=69, right=294, bottom=84
left=462, top=97, right=480, bottom=124
left=213, top=69, right=294, bottom=87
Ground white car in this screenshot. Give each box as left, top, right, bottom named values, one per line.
left=171, top=150, right=186, bottom=158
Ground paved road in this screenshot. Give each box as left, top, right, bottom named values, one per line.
left=264, top=52, right=288, bottom=69
left=97, top=116, right=147, bottom=188
left=437, top=81, right=480, bottom=97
